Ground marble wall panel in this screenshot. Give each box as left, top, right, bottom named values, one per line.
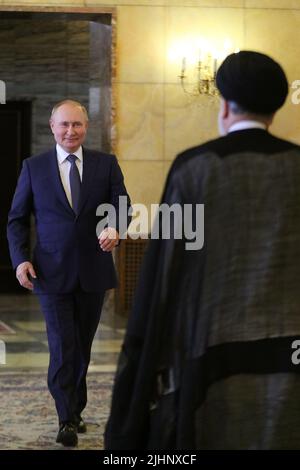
left=14, top=19, right=66, bottom=45
left=90, top=22, right=111, bottom=85
left=86, top=1, right=243, bottom=5
left=245, top=8, right=300, bottom=143
left=0, top=0, right=84, bottom=5
left=117, top=83, right=164, bottom=161
left=245, top=9, right=300, bottom=76
left=85, top=0, right=165, bottom=6
left=88, top=21, right=112, bottom=152
left=0, top=17, right=112, bottom=155
left=119, top=160, right=165, bottom=206
left=245, top=0, right=300, bottom=8
left=165, top=83, right=219, bottom=160
left=165, top=0, right=244, bottom=5
left=86, top=85, right=112, bottom=153
left=0, top=23, right=15, bottom=89
left=117, top=6, right=165, bottom=83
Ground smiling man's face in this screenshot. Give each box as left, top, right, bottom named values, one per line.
left=50, top=103, right=88, bottom=153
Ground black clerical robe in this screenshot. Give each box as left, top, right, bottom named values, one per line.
left=105, top=129, right=300, bottom=450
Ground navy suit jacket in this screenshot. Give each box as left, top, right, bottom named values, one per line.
left=7, top=147, right=131, bottom=293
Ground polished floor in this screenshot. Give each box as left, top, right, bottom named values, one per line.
left=0, top=292, right=126, bottom=372
left=0, top=292, right=127, bottom=450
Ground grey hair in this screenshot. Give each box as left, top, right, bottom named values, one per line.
left=228, top=101, right=248, bottom=115
left=228, top=100, right=273, bottom=118
left=50, top=99, right=89, bottom=121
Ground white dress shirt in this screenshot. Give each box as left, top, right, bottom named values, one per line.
left=228, top=120, right=267, bottom=133
left=56, top=144, right=83, bottom=208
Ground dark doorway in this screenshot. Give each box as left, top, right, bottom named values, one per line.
left=0, top=101, right=31, bottom=292
left=0, top=9, right=113, bottom=295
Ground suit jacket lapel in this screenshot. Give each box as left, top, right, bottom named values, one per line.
left=77, top=148, right=99, bottom=215
left=48, top=147, right=74, bottom=215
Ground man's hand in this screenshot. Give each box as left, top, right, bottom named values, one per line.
left=16, top=261, right=37, bottom=291
left=98, top=227, right=120, bottom=252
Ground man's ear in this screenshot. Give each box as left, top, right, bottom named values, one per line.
left=220, top=98, right=230, bottom=119
left=49, top=119, right=54, bottom=134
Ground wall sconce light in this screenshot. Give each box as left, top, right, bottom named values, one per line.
left=174, top=39, right=239, bottom=96
left=179, top=52, right=218, bottom=96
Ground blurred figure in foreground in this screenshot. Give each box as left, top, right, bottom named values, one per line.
left=105, top=51, right=300, bottom=449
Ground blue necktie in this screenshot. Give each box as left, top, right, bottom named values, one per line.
left=67, top=154, right=81, bottom=214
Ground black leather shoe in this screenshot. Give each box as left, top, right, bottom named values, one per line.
left=56, top=422, right=78, bottom=447
left=75, top=415, right=87, bottom=434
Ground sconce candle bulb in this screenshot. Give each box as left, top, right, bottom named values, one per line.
left=214, top=57, right=218, bottom=77
left=179, top=49, right=218, bottom=96
left=177, top=38, right=237, bottom=96
left=180, top=57, right=186, bottom=78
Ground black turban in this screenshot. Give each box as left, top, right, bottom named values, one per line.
left=216, top=50, right=288, bottom=114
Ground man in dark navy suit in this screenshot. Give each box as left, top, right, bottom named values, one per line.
left=7, top=99, right=131, bottom=447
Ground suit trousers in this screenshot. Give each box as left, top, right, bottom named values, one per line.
left=38, top=287, right=105, bottom=423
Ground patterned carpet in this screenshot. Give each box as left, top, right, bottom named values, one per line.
left=0, top=371, right=114, bottom=450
